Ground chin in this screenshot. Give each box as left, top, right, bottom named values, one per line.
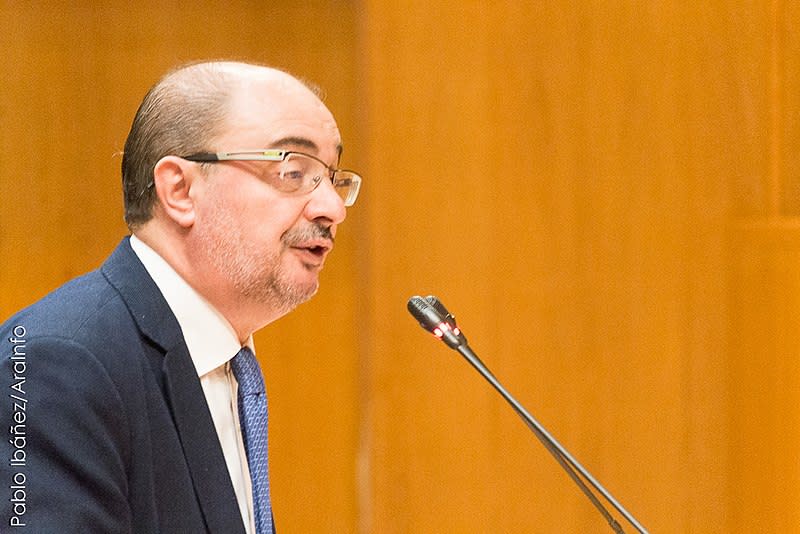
left=294, top=267, right=321, bottom=291
left=284, top=276, right=320, bottom=307
left=299, top=280, right=320, bottom=301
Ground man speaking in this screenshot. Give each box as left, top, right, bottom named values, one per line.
left=0, top=60, right=361, bottom=533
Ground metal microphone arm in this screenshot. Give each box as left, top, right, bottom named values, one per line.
left=455, top=342, right=638, bottom=533
left=407, top=296, right=648, bottom=534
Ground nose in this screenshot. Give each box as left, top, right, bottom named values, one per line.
left=304, top=177, right=347, bottom=225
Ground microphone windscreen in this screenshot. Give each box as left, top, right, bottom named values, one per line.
left=407, top=296, right=444, bottom=333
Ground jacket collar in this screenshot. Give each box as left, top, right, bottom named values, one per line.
left=101, top=236, right=185, bottom=351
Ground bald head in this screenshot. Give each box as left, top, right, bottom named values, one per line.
left=122, top=61, right=323, bottom=229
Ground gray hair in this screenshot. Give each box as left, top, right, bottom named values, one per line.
left=122, top=62, right=237, bottom=229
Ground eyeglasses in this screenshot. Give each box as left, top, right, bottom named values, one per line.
left=183, top=149, right=362, bottom=207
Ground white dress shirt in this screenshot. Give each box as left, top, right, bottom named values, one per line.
left=130, top=235, right=256, bottom=533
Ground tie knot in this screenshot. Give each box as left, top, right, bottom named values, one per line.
left=231, top=346, right=265, bottom=397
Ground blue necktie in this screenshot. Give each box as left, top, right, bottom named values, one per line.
left=231, top=347, right=273, bottom=534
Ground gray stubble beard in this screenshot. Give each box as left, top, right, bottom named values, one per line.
left=205, top=208, right=328, bottom=317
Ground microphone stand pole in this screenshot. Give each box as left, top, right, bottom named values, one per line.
left=455, top=343, right=648, bottom=534
left=406, top=295, right=648, bottom=533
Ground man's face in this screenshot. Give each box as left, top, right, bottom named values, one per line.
left=191, top=74, right=347, bottom=317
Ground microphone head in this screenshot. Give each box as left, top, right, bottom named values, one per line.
left=407, top=295, right=444, bottom=333
left=424, top=295, right=457, bottom=327
left=407, top=295, right=467, bottom=349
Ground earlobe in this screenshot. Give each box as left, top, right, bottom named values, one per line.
left=153, top=156, right=197, bottom=228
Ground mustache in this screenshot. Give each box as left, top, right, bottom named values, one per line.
left=282, top=223, right=334, bottom=245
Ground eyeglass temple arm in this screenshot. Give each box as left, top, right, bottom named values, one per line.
left=182, top=153, right=221, bottom=162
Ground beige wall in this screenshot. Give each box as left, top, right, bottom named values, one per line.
left=2, top=2, right=798, bottom=532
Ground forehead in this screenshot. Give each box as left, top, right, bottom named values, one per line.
left=220, top=73, right=342, bottom=155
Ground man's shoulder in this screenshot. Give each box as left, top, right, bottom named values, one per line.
left=2, top=268, right=117, bottom=338
left=0, top=238, right=156, bottom=356
left=0, top=242, right=168, bottom=397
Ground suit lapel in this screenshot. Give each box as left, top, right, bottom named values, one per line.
left=102, top=237, right=246, bottom=534
left=163, top=344, right=246, bottom=534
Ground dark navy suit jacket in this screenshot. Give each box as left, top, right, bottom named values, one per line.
left=0, top=237, right=247, bottom=533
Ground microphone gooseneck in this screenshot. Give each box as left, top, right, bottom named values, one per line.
left=406, top=295, right=648, bottom=534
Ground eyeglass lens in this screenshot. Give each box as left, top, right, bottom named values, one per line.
left=281, top=153, right=360, bottom=206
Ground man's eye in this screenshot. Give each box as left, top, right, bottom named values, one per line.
left=282, top=170, right=305, bottom=181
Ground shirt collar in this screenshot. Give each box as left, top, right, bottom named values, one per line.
left=129, top=234, right=253, bottom=377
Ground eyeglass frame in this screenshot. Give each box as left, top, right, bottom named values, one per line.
left=181, top=149, right=362, bottom=207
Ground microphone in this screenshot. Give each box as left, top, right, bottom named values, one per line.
left=422, top=295, right=457, bottom=327
left=406, top=295, right=648, bottom=534
left=407, top=295, right=464, bottom=349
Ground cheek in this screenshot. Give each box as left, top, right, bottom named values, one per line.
left=239, top=201, right=309, bottom=249
left=203, top=177, right=310, bottom=242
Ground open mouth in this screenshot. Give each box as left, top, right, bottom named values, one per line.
left=291, top=241, right=332, bottom=263
left=304, top=245, right=328, bottom=257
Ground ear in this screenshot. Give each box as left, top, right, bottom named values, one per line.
left=152, top=156, right=199, bottom=228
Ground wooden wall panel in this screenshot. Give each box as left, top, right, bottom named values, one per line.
left=779, top=1, right=800, bottom=215
left=3, top=1, right=800, bottom=533
left=729, top=224, right=800, bottom=532
left=726, top=1, right=800, bottom=532
left=357, top=2, right=776, bottom=532
left=0, top=3, right=362, bottom=532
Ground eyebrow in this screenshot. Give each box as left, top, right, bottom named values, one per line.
left=270, top=136, right=344, bottom=159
